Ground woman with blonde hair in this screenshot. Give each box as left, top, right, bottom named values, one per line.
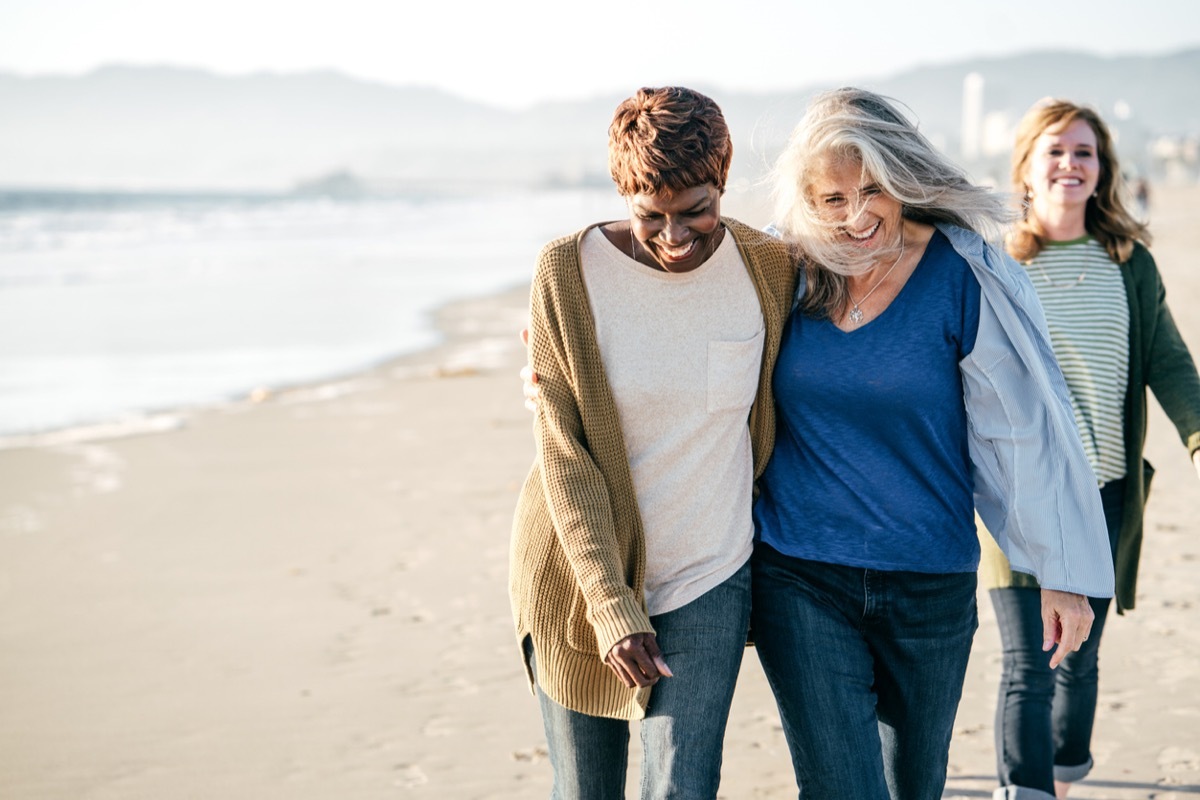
left=981, top=98, right=1200, bottom=800
left=750, top=87, right=1114, bottom=800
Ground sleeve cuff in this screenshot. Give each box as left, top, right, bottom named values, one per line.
left=590, top=594, right=655, bottom=657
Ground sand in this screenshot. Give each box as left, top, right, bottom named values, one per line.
left=1, top=187, right=1198, bottom=799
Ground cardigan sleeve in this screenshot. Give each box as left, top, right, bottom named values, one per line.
left=528, top=244, right=654, bottom=657
left=1135, top=247, right=1200, bottom=456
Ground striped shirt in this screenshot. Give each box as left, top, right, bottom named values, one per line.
left=1025, top=237, right=1129, bottom=484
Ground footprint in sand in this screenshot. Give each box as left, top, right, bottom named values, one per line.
left=449, top=676, right=480, bottom=696
left=394, top=764, right=428, bottom=787
left=422, top=716, right=455, bottom=737
left=1158, top=745, right=1200, bottom=771
left=511, top=745, right=549, bottom=763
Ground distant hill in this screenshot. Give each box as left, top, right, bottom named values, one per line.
left=1, top=49, right=1198, bottom=193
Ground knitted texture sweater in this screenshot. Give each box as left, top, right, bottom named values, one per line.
left=980, top=243, right=1200, bottom=611
left=509, top=218, right=796, bottom=720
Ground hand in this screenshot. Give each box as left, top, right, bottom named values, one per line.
left=1040, top=589, right=1095, bottom=669
left=605, top=632, right=673, bottom=688
left=519, top=328, right=540, bottom=412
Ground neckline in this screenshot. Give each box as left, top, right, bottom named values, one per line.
left=1044, top=234, right=1093, bottom=247
left=830, top=229, right=942, bottom=334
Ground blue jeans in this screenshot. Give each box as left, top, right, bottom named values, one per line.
left=751, top=543, right=978, bottom=800
left=531, top=560, right=751, bottom=799
left=989, top=478, right=1124, bottom=796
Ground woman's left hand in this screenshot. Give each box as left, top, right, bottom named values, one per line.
left=1040, top=589, right=1095, bottom=669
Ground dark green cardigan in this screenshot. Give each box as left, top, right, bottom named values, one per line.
left=979, top=242, right=1200, bottom=612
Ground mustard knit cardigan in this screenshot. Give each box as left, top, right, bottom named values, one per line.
left=509, top=218, right=796, bottom=720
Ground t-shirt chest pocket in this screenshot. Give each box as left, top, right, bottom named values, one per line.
left=707, top=328, right=765, bottom=413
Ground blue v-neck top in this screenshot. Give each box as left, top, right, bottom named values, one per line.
left=754, top=230, right=983, bottom=573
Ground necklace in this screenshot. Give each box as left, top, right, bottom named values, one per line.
left=1034, top=262, right=1087, bottom=288
left=847, top=236, right=906, bottom=325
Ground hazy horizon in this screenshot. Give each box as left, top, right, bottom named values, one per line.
left=3, top=0, right=1199, bottom=110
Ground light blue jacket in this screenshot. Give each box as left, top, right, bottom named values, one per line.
left=785, top=222, right=1114, bottom=597
left=940, top=223, right=1113, bottom=597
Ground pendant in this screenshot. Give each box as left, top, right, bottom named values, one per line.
left=849, top=306, right=864, bottom=325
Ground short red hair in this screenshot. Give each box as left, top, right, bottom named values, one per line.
left=607, top=87, right=732, bottom=197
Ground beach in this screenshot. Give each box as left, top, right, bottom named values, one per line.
left=1, top=187, right=1198, bottom=799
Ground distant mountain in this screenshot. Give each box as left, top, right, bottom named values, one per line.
left=1, top=50, right=1198, bottom=192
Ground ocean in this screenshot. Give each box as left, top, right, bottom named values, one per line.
left=0, top=187, right=625, bottom=445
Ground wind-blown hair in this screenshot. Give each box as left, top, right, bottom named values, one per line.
left=1008, top=98, right=1149, bottom=264
left=771, top=87, right=1014, bottom=318
left=608, top=86, right=732, bottom=197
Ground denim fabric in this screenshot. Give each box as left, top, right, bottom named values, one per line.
left=532, top=560, right=751, bottom=799
left=990, top=588, right=1111, bottom=792
left=751, top=543, right=978, bottom=800
left=990, top=475, right=1124, bottom=795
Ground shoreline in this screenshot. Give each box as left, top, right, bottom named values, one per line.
left=0, top=280, right=534, bottom=452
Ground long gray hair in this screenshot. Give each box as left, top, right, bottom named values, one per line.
left=771, top=87, right=1016, bottom=318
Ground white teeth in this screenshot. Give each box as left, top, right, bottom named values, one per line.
left=846, top=221, right=880, bottom=240
left=661, top=240, right=697, bottom=258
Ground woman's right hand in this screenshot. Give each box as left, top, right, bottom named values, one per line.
left=605, top=632, right=673, bottom=688
left=519, top=328, right=540, bottom=412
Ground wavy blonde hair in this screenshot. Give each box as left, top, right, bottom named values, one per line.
left=608, top=86, right=732, bottom=198
left=1008, top=98, right=1149, bottom=264
left=772, top=87, right=1014, bottom=318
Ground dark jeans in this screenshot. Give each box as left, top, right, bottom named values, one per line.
left=989, top=478, right=1125, bottom=796
left=531, top=560, right=751, bottom=800
left=751, top=543, right=978, bottom=800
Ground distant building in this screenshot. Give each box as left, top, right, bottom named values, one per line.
left=982, top=111, right=1015, bottom=158
left=961, top=73, right=985, bottom=163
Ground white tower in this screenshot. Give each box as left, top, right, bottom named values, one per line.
left=962, top=72, right=985, bottom=163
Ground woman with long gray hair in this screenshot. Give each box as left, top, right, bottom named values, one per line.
left=749, top=87, right=1115, bottom=800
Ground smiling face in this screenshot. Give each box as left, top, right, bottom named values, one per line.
left=1025, top=118, right=1101, bottom=214
left=806, top=155, right=903, bottom=251
left=628, top=183, right=723, bottom=273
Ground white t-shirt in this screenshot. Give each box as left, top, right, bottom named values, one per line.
left=580, top=227, right=764, bottom=615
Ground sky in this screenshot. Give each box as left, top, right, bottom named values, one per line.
left=2, top=0, right=1199, bottom=109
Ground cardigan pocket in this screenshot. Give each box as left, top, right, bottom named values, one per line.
left=565, top=589, right=600, bottom=654
left=707, top=328, right=764, bottom=413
